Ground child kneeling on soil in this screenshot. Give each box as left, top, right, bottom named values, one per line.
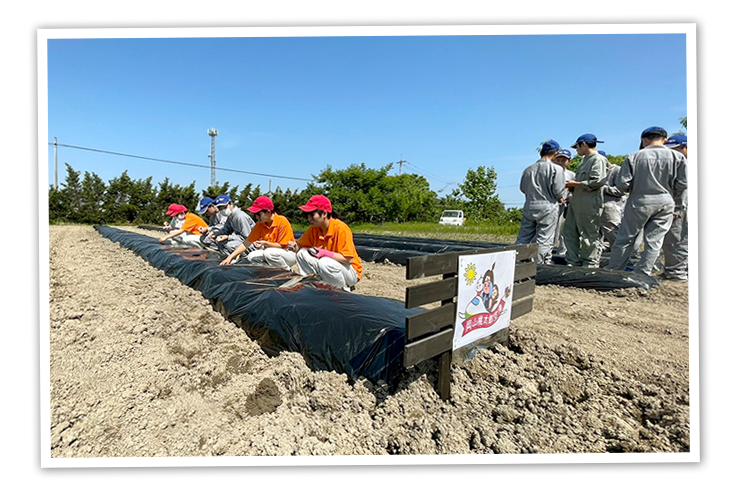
left=219, top=196, right=297, bottom=271
left=285, top=195, right=362, bottom=292
left=159, top=204, right=208, bottom=249
left=163, top=203, right=185, bottom=231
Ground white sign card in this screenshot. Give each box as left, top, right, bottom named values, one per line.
left=453, top=250, right=516, bottom=351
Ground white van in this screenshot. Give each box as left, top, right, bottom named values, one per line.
left=439, top=210, right=466, bottom=226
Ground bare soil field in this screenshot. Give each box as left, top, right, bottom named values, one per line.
left=48, top=225, right=690, bottom=457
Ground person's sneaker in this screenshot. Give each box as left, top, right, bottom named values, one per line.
left=663, top=274, right=687, bottom=282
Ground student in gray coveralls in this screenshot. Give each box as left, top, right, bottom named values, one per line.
left=196, top=196, right=227, bottom=250
left=562, top=133, right=608, bottom=268
left=514, top=139, right=567, bottom=264
left=207, top=194, right=256, bottom=257
left=607, top=127, right=687, bottom=276
left=661, top=134, right=689, bottom=281
left=552, top=148, right=576, bottom=258
left=598, top=150, right=627, bottom=254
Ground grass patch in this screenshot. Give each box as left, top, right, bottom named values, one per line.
left=348, top=221, right=519, bottom=243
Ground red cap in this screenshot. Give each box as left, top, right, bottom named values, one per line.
left=166, top=204, right=187, bottom=216
left=247, top=196, right=274, bottom=213
left=299, top=195, right=332, bottom=213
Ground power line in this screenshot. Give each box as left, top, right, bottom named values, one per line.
left=48, top=142, right=313, bottom=183
left=402, top=161, right=456, bottom=187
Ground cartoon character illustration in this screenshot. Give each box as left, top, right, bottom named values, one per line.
left=463, top=293, right=489, bottom=319
left=488, top=284, right=500, bottom=313
left=479, top=267, right=495, bottom=312
left=462, top=265, right=496, bottom=318
left=461, top=262, right=513, bottom=320
left=455, top=251, right=517, bottom=344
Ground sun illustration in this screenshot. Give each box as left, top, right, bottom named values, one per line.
left=463, top=263, right=477, bottom=286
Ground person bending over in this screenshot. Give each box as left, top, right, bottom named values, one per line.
left=158, top=204, right=208, bottom=249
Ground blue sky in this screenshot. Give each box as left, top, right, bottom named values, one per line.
left=45, top=30, right=687, bottom=209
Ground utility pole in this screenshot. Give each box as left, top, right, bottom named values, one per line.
left=208, top=128, right=218, bottom=187
left=54, top=137, right=58, bottom=190
left=397, top=155, right=407, bottom=175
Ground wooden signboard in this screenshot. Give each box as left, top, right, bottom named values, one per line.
left=403, top=243, right=538, bottom=400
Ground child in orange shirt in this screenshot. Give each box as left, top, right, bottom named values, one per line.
left=285, top=195, right=362, bottom=291
left=219, top=196, right=297, bottom=271
left=159, top=204, right=208, bottom=249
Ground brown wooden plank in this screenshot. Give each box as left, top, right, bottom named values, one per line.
left=512, top=279, right=536, bottom=301
left=406, top=243, right=538, bottom=280
left=405, top=277, right=457, bottom=309
left=403, top=328, right=454, bottom=367
left=510, top=295, right=534, bottom=320
left=406, top=253, right=458, bottom=280
left=514, top=243, right=538, bottom=262
left=514, top=261, right=537, bottom=282
left=441, top=273, right=456, bottom=305
left=406, top=302, right=456, bottom=341
left=438, top=351, right=451, bottom=400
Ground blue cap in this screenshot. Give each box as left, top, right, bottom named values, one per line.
left=556, top=148, right=572, bottom=159
left=598, top=151, right=607, bottom=157
left=641, top=126, right=668, bottom=139
left=572, top=133, right=604, bottom=147
left=197, top=197, right=215, bottom=214
left=214, top=194, right=232, bottom=207
left=665, top=134, right=687, bottom=148
left=541, top=140, right=560, bottom=152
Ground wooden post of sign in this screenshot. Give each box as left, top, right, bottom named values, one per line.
left=403, top=243, right=538, bottom=401
left=438, top=272, right=455, bottom=400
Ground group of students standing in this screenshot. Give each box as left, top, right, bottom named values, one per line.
left=159, top=193, right=363, bottom=291
left=516, top=127, right=689, bottom=281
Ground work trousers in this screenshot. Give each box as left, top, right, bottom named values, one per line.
left=600, top=199, right=625, bottom=252
left=554, top=204, right=568, bottom=256
left=199, top=233, right=219, bottom=250
left=662, top=211, right=688, bottom=280
left=562, top=196, right=603, bottom=268
left=608, top=196, right=674, bottom=276
left=171, top=233, right=205, bottom=249
left=246, top=248, right=297, bottom=272
left=214, top=237, right=245, bottom=256
left=515, top=203, right=558, bottom=264
left=296, top=248, right=358, bottom=291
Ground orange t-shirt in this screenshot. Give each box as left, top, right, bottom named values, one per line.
left=298, top=218, right=363, bottom=279
left=247, top=213, right=295, bottom=246
left=180, top=213, right=208, bottom=235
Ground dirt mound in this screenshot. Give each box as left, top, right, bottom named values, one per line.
left=48, top=225, right=689, bottom=457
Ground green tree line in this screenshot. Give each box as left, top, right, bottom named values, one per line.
left=49, top=161, right=523, bottom=226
